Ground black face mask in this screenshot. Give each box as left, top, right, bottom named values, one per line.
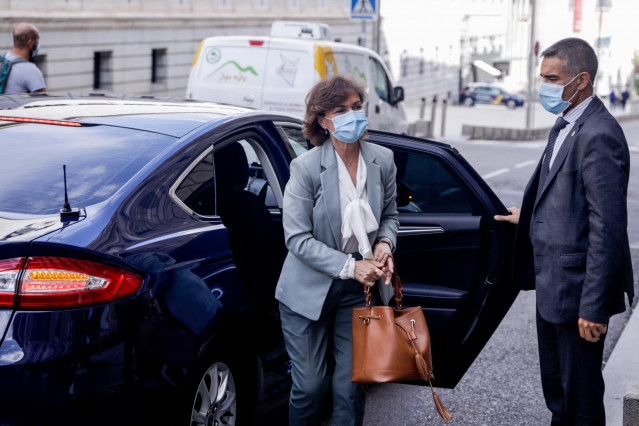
left=29, top=41, right=40, bottom=61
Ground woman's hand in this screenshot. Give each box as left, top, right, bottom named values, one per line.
left=373, top=242, right=394, bottom=285
left=354, top=259, right=386, bottom=287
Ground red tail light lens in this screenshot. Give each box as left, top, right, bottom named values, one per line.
left=0, top=257, right=143, bottom=309
left=249, top=40, right=264, bottom=46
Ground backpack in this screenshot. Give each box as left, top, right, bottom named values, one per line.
left=0, top=54, right=27, bottom=94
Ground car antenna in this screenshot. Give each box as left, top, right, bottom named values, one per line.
left=60, top=164, right=80, bottom=219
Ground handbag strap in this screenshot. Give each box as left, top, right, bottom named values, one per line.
left=362, top=253, right=403, bottom=308
left=364, top=254, right=404, bottom=302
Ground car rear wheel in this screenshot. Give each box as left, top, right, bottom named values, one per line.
left=463, top=97, right=474, bottom=106
left=506, top=99, right=516, bottom=109
left=190, top=361, right=238, bottom=426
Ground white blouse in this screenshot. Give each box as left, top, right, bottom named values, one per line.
left=334, top=150, right=379, bottom=279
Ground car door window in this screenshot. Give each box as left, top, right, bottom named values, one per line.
left=393, top=149, right=474, bottom=214
left=234, top=138, right=281, bottom=209
left=173, top=149, right=216, bottom=217
left=369, top=57, right=391, bottom=103
left=277, top=125, right=309, bottom=157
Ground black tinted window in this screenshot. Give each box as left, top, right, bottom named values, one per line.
left=394, top=149, right=474, bottom=213
left=174, top=152, right=215, bottom=216
left=0, top=123, right=175, bottom=215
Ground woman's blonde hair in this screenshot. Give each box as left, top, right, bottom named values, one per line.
left=303, top=75, right=368, bottom=146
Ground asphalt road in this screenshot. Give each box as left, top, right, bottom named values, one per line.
left=360, top=112, right=639, bottom=425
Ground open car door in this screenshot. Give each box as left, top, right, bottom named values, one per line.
left=369, top=131, right=518, bottom=388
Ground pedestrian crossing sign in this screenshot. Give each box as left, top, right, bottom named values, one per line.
left=350, top=0, right=378, bottom=21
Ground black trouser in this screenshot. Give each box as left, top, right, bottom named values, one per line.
left=536, top=309, right=607, bottom=425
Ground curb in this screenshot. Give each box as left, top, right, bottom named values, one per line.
left=458, top=113, right=639, bottom=141
left=603, top=304, right=639, bottom=425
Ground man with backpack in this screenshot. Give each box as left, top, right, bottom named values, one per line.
left=1, top=23, right=46, bottom=94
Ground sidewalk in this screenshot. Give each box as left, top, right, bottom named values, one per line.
left=604, top=303, right=639, bottom=425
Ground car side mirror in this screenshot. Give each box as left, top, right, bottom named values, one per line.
left=391, top=86, right=405, bottom=105
left=396, top=179, right=412, bottom=207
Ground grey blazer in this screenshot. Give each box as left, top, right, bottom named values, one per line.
left=513, top=97, right=634, bottom=324
left=275, top=139, right=399, bottom=321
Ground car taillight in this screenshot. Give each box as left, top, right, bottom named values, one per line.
left=0, top=258, right=24, bottom=307
left=0, top=257, right=142, bottom=309
left=249, top=40, right=264, bottom=46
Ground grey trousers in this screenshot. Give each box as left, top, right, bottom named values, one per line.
left=279, top=278, right=374, bottom=426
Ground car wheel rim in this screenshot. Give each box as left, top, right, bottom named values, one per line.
left=191, top=362, right=237, bottom=426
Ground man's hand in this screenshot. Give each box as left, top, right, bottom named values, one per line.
left=578, top=317, right=608, bottom=342
left=494, top=207, right=521, bottom=225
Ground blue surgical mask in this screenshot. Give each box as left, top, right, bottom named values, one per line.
left=539, top=73, right=580, bottom=114
left=30, top=42, right=40, bottom=59
left=326, top=110, right=368, bottom=143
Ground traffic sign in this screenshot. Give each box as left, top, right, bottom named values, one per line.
left=350, top=0, right=378, bottom=21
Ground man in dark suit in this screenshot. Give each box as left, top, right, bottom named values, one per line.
left=495, top=38, right=634, bottom=425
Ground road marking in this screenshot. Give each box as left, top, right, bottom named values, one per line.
left=514, top=160, right=537, bottom=168
left=459, top=140, right=546, bottom=148
left=482, top=168, right=510, bottom=179
left=630, top=242, right=639, bottom=250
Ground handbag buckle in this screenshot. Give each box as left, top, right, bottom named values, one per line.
left=358, top=314, right=380, bottom=325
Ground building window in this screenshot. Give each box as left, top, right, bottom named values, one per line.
left=93, top=51, right=113, bottom=91
left=151, top=48, right=167, bottom=84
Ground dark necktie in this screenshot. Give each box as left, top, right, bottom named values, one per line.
left=537, top=117, right=568, bottom=198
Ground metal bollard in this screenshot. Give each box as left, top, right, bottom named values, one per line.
left=441, top=99, right=448, bottom=138
left=419, top=97, right=426, bottom=120
left=428, top=96, right=437, bottom=138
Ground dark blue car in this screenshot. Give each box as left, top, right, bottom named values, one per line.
left=460, top=84, right=525, bottom=109
left=0, top=94, right=518, bottom=425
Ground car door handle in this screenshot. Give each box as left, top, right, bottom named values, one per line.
left=398, top=226, right=445, bottom=236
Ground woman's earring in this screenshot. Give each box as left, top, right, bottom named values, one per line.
left=325, top=128, right=328, bottom=135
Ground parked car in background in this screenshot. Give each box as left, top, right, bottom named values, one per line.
left=0, top=93, right=518, bottom=425
left=459, top=83, right=525, bottom=109
left=187, top=21, right=408, bottom=134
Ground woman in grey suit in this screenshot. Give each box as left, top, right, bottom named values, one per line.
left=275, top=75, right=399, bottom=425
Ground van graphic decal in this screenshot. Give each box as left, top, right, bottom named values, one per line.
left=206, top=48, right=222, bottom=64
left=219, top=72, right=247, bottom=83
left=276, top=54, right=300, bottom=87
left=352, top=66, right=367, bottom=82
left=206, top=61, right=258, bottom=82
left=314, top=46, right=338, bottom=79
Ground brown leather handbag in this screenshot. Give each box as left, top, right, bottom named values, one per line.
left=351, top=258, right=454, bottom=422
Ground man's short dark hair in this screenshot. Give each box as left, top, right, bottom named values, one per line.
left=13, top=25, right=38, bottom=49
left=541, top=38, right=598, bottom=82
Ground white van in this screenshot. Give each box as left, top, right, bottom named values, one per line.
left=186, top=21, right=408, bottom=134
